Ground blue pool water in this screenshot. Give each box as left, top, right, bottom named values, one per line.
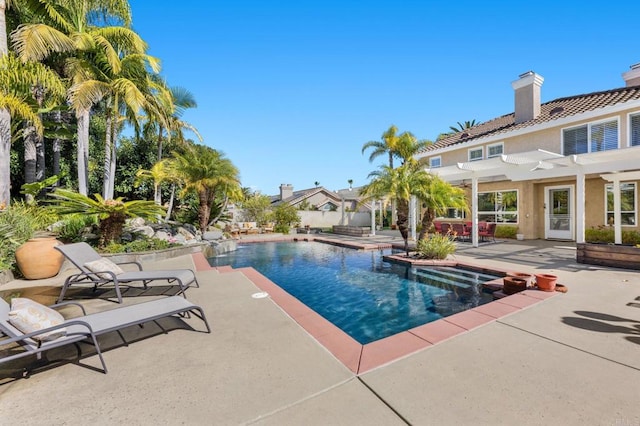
left=211, top=241, right=500, bottom=344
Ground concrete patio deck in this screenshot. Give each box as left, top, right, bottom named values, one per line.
left=1, top=234, right=639, bottom=425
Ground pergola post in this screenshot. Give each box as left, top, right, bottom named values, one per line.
left=471, top=176, right=479, bottom=248
left=575, top=170, right=586, bottom=243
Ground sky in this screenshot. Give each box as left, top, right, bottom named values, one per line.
left=128, top=1, right=640, bottom=195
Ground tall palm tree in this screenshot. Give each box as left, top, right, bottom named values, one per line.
left=99, top=52, right=160, bottom=199
left=360, top=162, right=433, bottom=254
left=449, top=120, right=477, bottom=133
left=11, top=0, right=142, bottom=195
left=143, top=79, right=201, bottom=161
left=173, top=144, right=241, bottom=233
left=0, top=0, right=14, bottom=209
left=395, top=131, right=432, bottom=165
left=361, top=124, right=400, bottom=169
left=0, top=53, right=65, bottom=204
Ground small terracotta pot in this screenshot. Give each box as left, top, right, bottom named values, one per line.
left=503, top=276, right=527, bottom=295
left=506, top=272, right=533, bottom=287
left=535, top=273, right=558, bottom=292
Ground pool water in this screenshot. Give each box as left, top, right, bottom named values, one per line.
left=211, top=241, right=500, bottom=344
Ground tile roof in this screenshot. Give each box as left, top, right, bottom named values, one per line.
left=271, top=186, right=342, bottom=206
left=418, top=85, right=640, bottom=154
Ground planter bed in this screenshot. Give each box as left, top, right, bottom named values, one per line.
left=576, top=242, right=640, bottom=270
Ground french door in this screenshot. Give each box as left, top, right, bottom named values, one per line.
left=544, top=185, right=574, bottom=240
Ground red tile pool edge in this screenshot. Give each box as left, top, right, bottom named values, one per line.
left=192, top=250, right=561, bottom=374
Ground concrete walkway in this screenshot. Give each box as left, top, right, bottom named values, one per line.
left=1, top=235, right=639, bottom=425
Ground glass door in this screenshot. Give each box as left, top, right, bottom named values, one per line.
left=544, top=185, right=574, bottom=240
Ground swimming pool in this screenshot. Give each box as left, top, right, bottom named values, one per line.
left=211, top=241, right=501, bottom=344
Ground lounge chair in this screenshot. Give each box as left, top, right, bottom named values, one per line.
left=55, top=242, right=199, bottom=304
left=0, top=296, right=210, bottom=374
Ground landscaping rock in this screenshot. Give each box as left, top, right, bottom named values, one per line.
left=203, top=230, right=223, bottom=241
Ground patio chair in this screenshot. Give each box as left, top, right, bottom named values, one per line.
left=451, top=223, right=471, bottom=242
left=433, top=221, right=443, bottom=234
left=0, top=296, right=210, bottom=374
left=478, top=222, right=497, bottom=242
left=55, top=242, right=199, bottom=304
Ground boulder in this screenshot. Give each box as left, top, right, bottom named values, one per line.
left=202, top=230, right=223, bottom=241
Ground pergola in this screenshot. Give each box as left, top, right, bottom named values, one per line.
left=423, top=146, right=640, bottom=247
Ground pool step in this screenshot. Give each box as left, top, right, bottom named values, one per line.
left=413, top=267, right=501, bottom=290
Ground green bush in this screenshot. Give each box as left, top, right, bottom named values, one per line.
left=102, top=238, right=176, bottom=254
left=495, top=224, right=518, bottom=239
left=415, top=233, right=457, bottom=260
left=0, top=202, right=58, bottom=271
left=54, top=214, right=98, bottom=243
left=585, top=227, right=640, bottom=245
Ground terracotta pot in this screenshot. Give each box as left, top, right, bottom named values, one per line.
left=15, top=237, right=64, bottom=279
left=503, top=276, right=527, bottom=295
left=535, top=273, right=558, bottom=292
left=506, top=272, right=533, bottom=286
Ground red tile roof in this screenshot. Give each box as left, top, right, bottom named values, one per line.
left=419, top=85, right=640, bottom=154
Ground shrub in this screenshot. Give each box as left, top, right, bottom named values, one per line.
left=54, top=215, right=98, bottom=243
left=102, top=238, right=176, bottom=254
left=495, top=224, right=518, bottom=239
left=585, top=227, right=640, bottom=245
left=415, top=232, right=457, bottom=260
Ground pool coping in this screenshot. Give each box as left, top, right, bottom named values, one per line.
left=192, top=239, right=560, bottom=375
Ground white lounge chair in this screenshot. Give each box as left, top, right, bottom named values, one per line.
left=0, top=296, right=210, bottom=374
left=56, top=242, right=199, bottom=303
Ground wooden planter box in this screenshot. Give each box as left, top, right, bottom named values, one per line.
left=576, top=242, right=640, bottom=270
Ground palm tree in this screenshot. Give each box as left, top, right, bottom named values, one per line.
left=361, top=124, right=401, bottom=169
left=414, top=175, right=468, bottom=240
left=0, top=53, right=65, bottom=205
left=11, top=0, right=142, bottom=195
left=172, top=144, right=241, bottom=233
left=135, top=158, right=179, bottom=208
left=395, top=131, right=432, bottom=165
left=99, top=52, right=161, bottom=199
left=449, top=120, right=477, bottom=133
left=143, top=79, right=201, bottom=161
left=360, top=162, right=433, bottom=254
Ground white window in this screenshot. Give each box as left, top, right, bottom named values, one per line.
left=487, top=143, right=504, bottom=158
left=562, top=119, right=618, bottom=155
left=477, top=190, right=518, bottom=223
left=630, top=113, right=640, bottom=147
left=429, top=156, right=441, bottom=168
left=605, top=182, right=636, bottom=226
left=468, top=147, right=483, bottom=161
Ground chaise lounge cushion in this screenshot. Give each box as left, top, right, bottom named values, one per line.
left=8, top=298, right=67, bottom=342
left=84, top=258, right=125, bottom=279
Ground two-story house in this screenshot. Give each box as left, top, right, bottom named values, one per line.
left=415, top=64, right=640, bottom=246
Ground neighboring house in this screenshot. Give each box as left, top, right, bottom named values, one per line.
left=270, top=184, right=374, bottom=228
left=271, top=184, right=342, bottom=211
left=415, top=64, right=640, bottom=246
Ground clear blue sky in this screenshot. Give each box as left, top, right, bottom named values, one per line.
left=129, top=1, right=640, bottom=195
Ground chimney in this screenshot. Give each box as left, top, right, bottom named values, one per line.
left=511, top=71, right=544, bottom=124
left=622, top=63, right=640, bottom=87
left=279, top=184, right=293, bottom=201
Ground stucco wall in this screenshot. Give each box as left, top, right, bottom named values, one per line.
left=297, top=211, right=372, bottom=228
